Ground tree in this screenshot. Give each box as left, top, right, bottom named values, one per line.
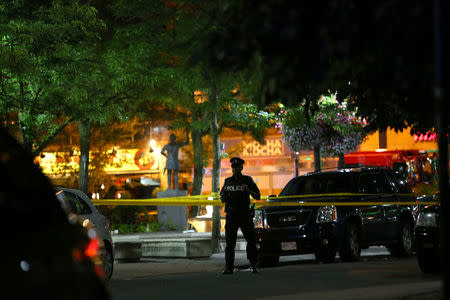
left=67, top=0, right=176, bottom=193
left=160, top=1, right=279, bottom=251
left=278, top=94, right=368, bottom=171
left=0, top=0, right=105, bottom=156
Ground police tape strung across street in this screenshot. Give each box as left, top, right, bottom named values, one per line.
left=92, top=193, right=437, bottom=207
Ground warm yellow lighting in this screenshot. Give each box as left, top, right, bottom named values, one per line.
left=149, top=139, right=156, bottom=147
left=194, top=90, right=207, bottom=104
left=375, top=148, right=388, bottom=152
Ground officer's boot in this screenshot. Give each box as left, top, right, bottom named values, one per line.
left=250, top=261, right=258, bottom=273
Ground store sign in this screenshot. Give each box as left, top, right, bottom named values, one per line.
left=413, top=132, right=436, bottom=143
left=242, top=139, right=284, bottom=157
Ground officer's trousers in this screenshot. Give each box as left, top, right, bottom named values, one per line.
left=225, top=213, right=257, bottom=269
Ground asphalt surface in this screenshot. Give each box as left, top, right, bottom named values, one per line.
left=110, top=248, right=442, bottom=300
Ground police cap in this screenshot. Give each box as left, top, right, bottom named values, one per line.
left=230, top=157, right=245, bottom=167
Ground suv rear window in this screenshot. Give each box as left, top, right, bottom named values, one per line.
left=279, top=173, right=357, bottom=196
left=388, top=171, right=413, bottom=193
left=358, top=172, right=393, bottom=193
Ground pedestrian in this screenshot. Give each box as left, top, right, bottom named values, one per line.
left=220, top=157, right=260, bottom=274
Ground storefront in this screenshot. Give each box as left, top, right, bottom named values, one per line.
left=200, top=127, right=440, bottom=196
left=36, top=146, right=164, bottom=199
left=200, top=135, right=339, bottom=196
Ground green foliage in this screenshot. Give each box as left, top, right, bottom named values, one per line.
left=167, top=220, right=178, bottom=231
left=159, top=0, right=277, bottom=143
left=110, top=221, right=162, bottom=234
left=0, top=0, right=105, bottom=154
left=148, top=221, right=162, bottom=232
left=105, top=205, right=163, bottom=233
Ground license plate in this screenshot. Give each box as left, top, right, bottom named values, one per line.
left=281, top=241, right=297, bottom=251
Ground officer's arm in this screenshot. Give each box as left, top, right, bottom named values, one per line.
left=248, top=178, right=260, bottom=200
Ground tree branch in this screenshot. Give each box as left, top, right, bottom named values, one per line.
left=32, top=116, right=75, bottom=157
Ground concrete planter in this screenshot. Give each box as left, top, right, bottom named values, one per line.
left=112, top=233, right=214, bottom=260
left=141, top=237, right=212, bottom=258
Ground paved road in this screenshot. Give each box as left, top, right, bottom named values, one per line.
left=109, top=248, right=442, bottom=300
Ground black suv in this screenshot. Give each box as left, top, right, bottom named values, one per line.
left=253, top=168, right=416, bottom=266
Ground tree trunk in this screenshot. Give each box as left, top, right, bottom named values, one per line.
left=77, top=119, right=91, bottom=194
left=338, top=153, right=345, bottom=169
left=190, top=126, right=204, bottom=217
left=210, top=93, right=222, bottom=253
left=313, top=145, right=322, bottom=172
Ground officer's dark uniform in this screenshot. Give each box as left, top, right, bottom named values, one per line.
left=220, top=157, right=260, bottom=274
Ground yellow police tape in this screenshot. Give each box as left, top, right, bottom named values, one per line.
left=92, top=193, right=437, bottom=207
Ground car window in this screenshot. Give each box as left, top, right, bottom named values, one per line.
left=62, top=192, right=92, bottom=215
left=358, top=172, right=391, bottom=193
left=279, top=177, right=303, bottom=196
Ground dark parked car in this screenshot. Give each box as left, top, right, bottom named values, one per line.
left=0, top=128, right=110, bottom=299
left=415, top=193, right=440, bottom=274
left=253, top=168, right=416, bottom=266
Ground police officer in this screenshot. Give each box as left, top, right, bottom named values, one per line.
left=220, top=157, right=260, bottom=274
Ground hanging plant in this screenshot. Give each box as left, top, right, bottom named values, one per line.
left=277, top=93, right=368, bottom=157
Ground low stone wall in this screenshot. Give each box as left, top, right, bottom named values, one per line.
left=114, top=241, right=142, bottom=262
left=141, top=237, right=212, bottom=258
